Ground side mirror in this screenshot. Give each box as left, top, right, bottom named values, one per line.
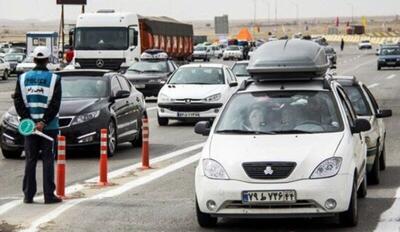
left=376, top=109, right=392, bottom=118
left=194, top=121, right=211, bottom=136
left=229, top=82, right=238, bottom=87
left=112, top=90, right=130, bottom=100
left=351, top=118, right=371, bottom=134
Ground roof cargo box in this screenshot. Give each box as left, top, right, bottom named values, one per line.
left=247, top=40, right=329, bottom=80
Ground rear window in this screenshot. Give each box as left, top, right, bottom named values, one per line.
left=343, top=86, right=372, bottom=116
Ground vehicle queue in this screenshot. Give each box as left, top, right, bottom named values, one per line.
left=0, top=10, right=395, bottom=230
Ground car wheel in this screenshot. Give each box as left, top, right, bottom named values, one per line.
left=157, top=113, right=168, bottom=126
left=377, top=65, right=381, bottom=70
left=196, top=199, right=217, bottom=228
left=357, top=173, right=367, bottom=198
left=131, top=117, right=144, bottom=148
left=368, top=144, right=380, bottom=185
left=339, top=176, right=358, bottom=227
left=2, top=69, right=8, bottom=80
left=380, top=143, right=386, bottom=171
left=107, top=121, right=117, bottom=157
left=1, top=149, right=22, bottom=159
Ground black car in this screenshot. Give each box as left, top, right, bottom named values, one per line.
left=0, top=70, right=146, bottom=158
left=4, top=53, right=25, bottom=74
left=124, top=58, right=177, bottom=97
left=377, top=45, right=400, bottom=70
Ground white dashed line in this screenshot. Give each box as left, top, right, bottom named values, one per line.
left=368, top=83, right=380, bottom=89
left=386, top=74, right=396, bottom=80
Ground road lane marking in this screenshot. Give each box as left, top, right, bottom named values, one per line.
left=21, top=153, right=200, bottom=232
left=374, top=187, right=400, bottom=232
left=0, top=143, right=203, bottom=216
left=368, top=83, right=380, bottom=89
left=386, top=74, right=396, bottom=80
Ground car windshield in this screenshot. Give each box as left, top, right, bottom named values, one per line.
left=343, top=86, right=372, bottom=116
left=232, top=63, right=249, bottom=76
left=62, top=77, right=108, bottom=98
left=127, top=60, right=168, bottom=73
left=75, top=27, right=128, bottom=50
left=168, top=67, right=225, bottom=85
left=23, top=56, right=34, bottom=63
left=380, top=47, right=400, bottom=55
left=8, top=48, right=24, bottom=53
left=5, top=54, right=24, bottom=62
left=216, top=91, right=343, bottom=134
left=226, top=46, right=240, bottom=51
left=194, top=46, right=207, bottom=51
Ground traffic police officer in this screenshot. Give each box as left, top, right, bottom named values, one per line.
left=13, top=46, right=62, bottom=204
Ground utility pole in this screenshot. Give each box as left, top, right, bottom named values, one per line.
left=61, top=4, right=65, bottom=55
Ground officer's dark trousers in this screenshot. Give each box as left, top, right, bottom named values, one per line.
left=23, top=130, right=58, bottom=200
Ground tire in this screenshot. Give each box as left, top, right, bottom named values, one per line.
left=131, top=120, right=143, bottom=148
left=339, top=177, right=358, bottom=227
left=107, top=121, right=117, bottom=157
left=380, top=144, right=386, bottom=171
left=2, top=69, right=8, bottom=80
left=196, top=199, right=217, bottom=228
left=2, top=149, right=22, bottom=159
left=368, top=144, right=380, bottom=185
left=377, top=65, right=381, bottom=70
left=357, top=173, right=367, bottom=198
left=157, top=113, right=168, bottom=126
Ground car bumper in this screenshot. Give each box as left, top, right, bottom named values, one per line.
left=158, top=103, right=223, bottom=119
left=192, top=54, right=208, bottom=59
left=195, top=173, right=353, bottom=217
left=378, top=61, right=400, bottom=67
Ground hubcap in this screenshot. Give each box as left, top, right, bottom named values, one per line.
left=108, top=122, right=116, bottom=154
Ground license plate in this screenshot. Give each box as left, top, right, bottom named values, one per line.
left=387, top=62, right=396, bottom=65
left=135, top=84, right=145, bottom=89
left=242, top=190, right=297, bottom=204
left=177, top=112, right=200, bottom=118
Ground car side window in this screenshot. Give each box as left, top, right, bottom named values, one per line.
left=362, top=84, right=379, bottom=114
left=337, top=88, right=356, bottom=128
left=111, top=76, right=122, bottom=95
left=167, top=61, right=175, bottom=72
left=117, top=76, right=131, bottom=92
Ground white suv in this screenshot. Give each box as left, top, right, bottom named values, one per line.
left=157, top=63, right=238, bottom=126
left=194, top=40, right=371, bottom=227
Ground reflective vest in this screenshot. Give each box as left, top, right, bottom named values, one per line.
left=19, top=70, right=59, bottom=130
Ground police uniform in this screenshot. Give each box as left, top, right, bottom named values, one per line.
left=13, top=47, right=62, bottom=204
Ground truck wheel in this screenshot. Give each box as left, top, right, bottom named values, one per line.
left=2, top=149, right=22, bottom=159
left=380, top=144, right=386, bottom=170
left=2, top=69, right=9, bottom=80
left=368, top=145, right=380, bottom=185
left=196, top=199, right=217, bottom=228
left=157, top=113, right=168, bottom=126
left=339, top=177, right=358, bottom=227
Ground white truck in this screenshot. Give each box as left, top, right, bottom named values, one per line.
left=72, top=10, right=193, bottom=70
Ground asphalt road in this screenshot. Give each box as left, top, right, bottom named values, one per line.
left=0, top=44, right=399, bottom=232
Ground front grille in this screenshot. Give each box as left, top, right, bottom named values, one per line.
left=223, top=200, right=318, bottom=209
left=59, top=117, right=73, bottom=128
left=385, top=58, right=397, bottom=62
left=158, top=103, right=222, bottom=112
left=242, top=162, right=296, bottom=180
left=75, top=58, right=125, bottom=70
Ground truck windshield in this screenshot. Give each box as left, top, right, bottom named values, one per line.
left=75, top=27, right=128, bottom=50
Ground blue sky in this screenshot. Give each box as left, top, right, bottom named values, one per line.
left=0, top=0, right=399, bottom=21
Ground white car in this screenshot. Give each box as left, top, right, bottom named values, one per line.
left=358, top=40, right=372, bottom=50
left=194, top=40, right=371, bottom=228
left=207, top=45, right=223, bottom=59
left=157, top=63, right=238, bottom=126
left=16, top=55, right=61, bottom=74
left=231, top=61, right=250, bottom=84
left=0, top=58, right=11, bottom=80
left=192, top=46, right=210, bottom=62
left=334, top=76, right=392, bottom=184
left=223, top=45, right=243, bottom=61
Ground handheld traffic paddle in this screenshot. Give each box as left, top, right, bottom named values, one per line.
left=18, top=119, right=54, bottom=142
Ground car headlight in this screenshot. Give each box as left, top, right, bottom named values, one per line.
left=2, top=112, right=20, bottom=128
left=204, top=93, right=221, bottom=102
left=310, top=157, right=342, bottom=179
left=158, top=93, right=172, bottom=103
left=203, top=159, right=229, bottom=180
left=71, top=111, right=100, bottom=125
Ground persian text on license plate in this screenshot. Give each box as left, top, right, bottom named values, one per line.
left=242, top=190, right=296, bottom=204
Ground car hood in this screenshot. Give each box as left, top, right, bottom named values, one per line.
left=60, top=98, right=106, bottom=116
left=125, top=72, right=168, bottom=81
left=160, top=84, right=227, bottom=99
left=208, top=132, right=344, bottom=182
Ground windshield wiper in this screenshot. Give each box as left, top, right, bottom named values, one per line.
left=216, top=129, right=275, bottom=135
left=143, top=70, right=163, bottom=73
left=270, top=130, right=313, bottom=134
